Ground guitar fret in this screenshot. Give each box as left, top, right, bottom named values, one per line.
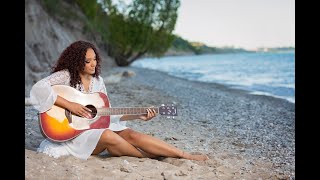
left=104, top=109, right=110, bottom=115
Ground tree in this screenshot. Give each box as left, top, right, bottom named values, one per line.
left=103, top=0, right=180, bottom=66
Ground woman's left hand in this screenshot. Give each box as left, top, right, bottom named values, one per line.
left=139, top=107, right=157, bottom=121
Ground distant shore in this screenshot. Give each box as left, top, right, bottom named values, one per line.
left=25, top=66, right=295, bottom=179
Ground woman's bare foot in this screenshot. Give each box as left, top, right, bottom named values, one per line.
left=182, top=152, right=209, bottom=161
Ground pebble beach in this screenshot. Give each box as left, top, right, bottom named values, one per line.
left=25, top=66, right=295, bottom=179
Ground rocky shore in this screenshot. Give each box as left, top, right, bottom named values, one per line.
left=25, top=66, right=295, bottom=179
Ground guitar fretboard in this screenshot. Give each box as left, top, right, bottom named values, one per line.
left=98, top=107, right=159, bottom=116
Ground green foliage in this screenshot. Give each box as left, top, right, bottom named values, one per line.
left=171, top=35, right=199, bottom=54
left=75, top=0, right=109, bottom=42
left=104, top=0, right=180, bottom=65
left=42, top=0, right=60, bottom=14
left=169, top=35, right=252, bottom=55
left=41, top=0, right=79, bottom=22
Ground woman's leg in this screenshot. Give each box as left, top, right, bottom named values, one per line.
left=116, top=128, right=209, bottom=161
left=92, top=129, right=153, bottom=158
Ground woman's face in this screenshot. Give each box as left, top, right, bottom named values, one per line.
left=83, top=48, right=97, bottom=75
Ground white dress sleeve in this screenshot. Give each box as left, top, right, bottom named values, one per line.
left=97, top=76, right=127, bottom=129
left=29, top=70, right=71, bottom=113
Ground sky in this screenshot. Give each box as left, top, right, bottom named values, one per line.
left=173, top=0, right=295, bottom=50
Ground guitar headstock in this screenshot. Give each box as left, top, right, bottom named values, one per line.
left=159, top=104, right=178, bottom=118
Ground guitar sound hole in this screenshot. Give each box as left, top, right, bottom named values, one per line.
left=86, top=105, right=97, bottom=118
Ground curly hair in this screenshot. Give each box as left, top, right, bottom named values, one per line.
left=51, top=40, right=102, bottom=88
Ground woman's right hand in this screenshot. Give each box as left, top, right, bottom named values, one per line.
left=55, top=96, right=92, bottom=118
left=67, top=102, right=92, bottom=118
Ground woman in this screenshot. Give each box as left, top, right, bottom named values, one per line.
left=30, top=40, right=209, bottom=161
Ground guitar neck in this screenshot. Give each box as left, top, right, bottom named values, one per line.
left=98, top=107, right=159, bottom=116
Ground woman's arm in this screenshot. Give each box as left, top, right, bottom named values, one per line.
left=55, top=96, right=91, bottom=118
left=30, top=70, right=70, bottom=113
left=97, top=76, right=156, bottom=122
left=120, top=114, right=140, bottom=121
left=120, top=108, right=157, bottom=121
left=30, top=70, right=92, bottom=118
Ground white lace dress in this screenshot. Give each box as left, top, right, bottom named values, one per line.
left=29, top=69, right=128, bottom=160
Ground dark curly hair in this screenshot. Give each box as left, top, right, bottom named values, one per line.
left=51, top=40, right=102, bottom=88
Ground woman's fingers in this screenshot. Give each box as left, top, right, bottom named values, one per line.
left=146, top=108, right=151, bottom=118
left=84, top=106, right=92, bottom=112
left=79, top=107, right=91, bottom=118
left=146, top=107, right=157, bottom=119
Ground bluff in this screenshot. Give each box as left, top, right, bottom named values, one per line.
left=25, top=0, right=116, bottom=96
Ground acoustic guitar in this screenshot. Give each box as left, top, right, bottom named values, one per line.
left=39, top=85, right=178, bottom=142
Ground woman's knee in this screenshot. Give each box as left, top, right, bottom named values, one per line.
left=122, top=129, right=144, bottom=142
left=100, top=129, right=123, bottom=145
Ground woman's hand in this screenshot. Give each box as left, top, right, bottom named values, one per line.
left=55, top=96, right=92, bottom=118
left=68, top=102, right=92, bottom=118
left=138, top=107, right=157, bottom=121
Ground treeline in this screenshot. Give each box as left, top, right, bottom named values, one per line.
left=170, top=35, right=251, bottom=55
left=256, top=47, right=295, bottom=52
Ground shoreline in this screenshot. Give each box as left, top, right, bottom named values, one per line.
left=25, top=66, right=295, bottom=179
left=127, top=67, right=295, bottom=104
left=111, top=66, right=294, bottom=107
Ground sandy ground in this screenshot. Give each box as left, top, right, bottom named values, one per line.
left=25, top=66, right=295, bottom=179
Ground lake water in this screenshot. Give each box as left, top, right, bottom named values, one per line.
left=131, top=51, right=295, bottom=103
